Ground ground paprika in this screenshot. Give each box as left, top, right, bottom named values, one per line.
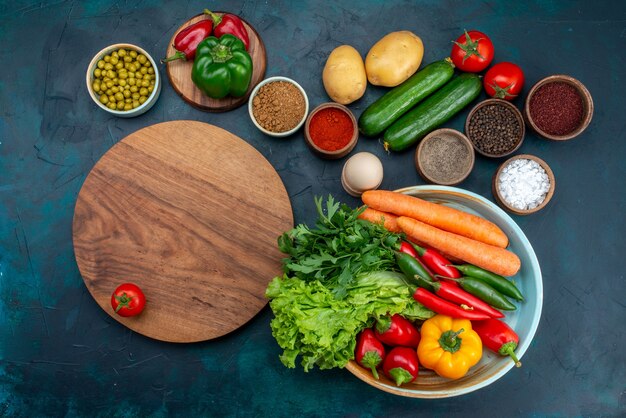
left=308, top=107, right=354, bottom=151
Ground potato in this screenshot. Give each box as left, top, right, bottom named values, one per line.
left=322, top=45, right=367, bottom=105
left=365, top=31, right=424, bottom=87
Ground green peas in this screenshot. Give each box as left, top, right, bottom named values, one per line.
left=92, top=47, right=154, bottom=111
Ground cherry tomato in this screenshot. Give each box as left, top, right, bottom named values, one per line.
left=483, top=62, right=525, bottom=100
left=111, top=283, right=146, bottom=317
left=450, top=30, right=494, bottom=73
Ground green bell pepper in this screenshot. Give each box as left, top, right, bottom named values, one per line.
left=191, top=34, right=253, bottom=99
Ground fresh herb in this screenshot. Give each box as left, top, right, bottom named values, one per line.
left=266, top=271, right=434, bottom=372
left=278, top=196, right=401, bottom=299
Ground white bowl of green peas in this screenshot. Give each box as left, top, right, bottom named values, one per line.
left=86, top=43, right=161, bottom=117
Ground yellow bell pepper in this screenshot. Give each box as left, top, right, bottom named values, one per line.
left=417, top=315, right=482, bottom=379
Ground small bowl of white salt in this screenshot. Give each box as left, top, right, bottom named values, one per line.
left=492, top=154, right=555, bottom=215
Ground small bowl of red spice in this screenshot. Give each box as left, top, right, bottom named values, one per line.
left=304, top=103, right=358, bottom=159
left=524, top=75, right=593, bottom=141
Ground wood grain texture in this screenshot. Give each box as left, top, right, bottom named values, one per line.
left=165, top=13, right=267, bottom=112
left=73, top=121, right=293, bottom=343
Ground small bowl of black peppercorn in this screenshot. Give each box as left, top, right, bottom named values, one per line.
left=465, top=99, right=525, bottom=158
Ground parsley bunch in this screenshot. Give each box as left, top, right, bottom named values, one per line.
left=278, top=196, right=401, bottom=299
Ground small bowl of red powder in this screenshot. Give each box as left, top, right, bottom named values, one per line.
left=524, top=75, right=593, bottom=141
left=304, top=103, right=358, bottom=159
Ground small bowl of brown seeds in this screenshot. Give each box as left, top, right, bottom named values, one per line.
left=465, top=99, right=525, bottom=158
left=86, top=43, right=161, bottom=118
left=248, top=76, right=309, bottom=137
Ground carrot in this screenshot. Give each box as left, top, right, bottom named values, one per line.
left=397, top=216, right=520, bottom=277
left=357, top=208, right=401, bottom=233
left=362, top=190, right=509, bottom=248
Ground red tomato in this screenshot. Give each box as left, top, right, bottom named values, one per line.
left=483, top=62, right=525, bottom=100
left=450, top=30, right=494, bottom=73
left=111, top=283, right=146, bottom=317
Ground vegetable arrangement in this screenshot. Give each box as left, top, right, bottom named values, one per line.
left=267, top=193, right=525, bottom=385
left=163, top=9, right=253, bottom=99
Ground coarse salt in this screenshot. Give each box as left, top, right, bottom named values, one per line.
left=498, top=159, right=550, bottom=210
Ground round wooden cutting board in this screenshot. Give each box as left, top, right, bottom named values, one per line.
left=73, top=121, right=293, bottom=343
left=165, top=13, right=267, bottom=112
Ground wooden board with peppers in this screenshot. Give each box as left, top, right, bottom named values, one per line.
left=164, top=12, right=267, bottom=112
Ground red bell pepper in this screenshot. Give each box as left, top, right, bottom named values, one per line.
left=413, top=288, right=491, bottom=320
left=375, top=314, right=420, bottom=347
left=355, top=329, right=385, bottom=379
left=205, top=9, right=250, bottom=50
left=383, top=347, right=419, bottom=386
left=409, top=242, right=461, bottom=279
left=161, top=19, right=213, bottom=63
left=472, top=319, right=522, bottom=367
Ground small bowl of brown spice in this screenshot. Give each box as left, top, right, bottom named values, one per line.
left=524, top=74, right=593, bottom=141
left=465, top=99, right=525, bottom=158
left=249, top=76, right=309, bottom=137
left=415, top=128, right=475, bottom=186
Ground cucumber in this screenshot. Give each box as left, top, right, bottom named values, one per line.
left=358, top=59, right=455, bottom=137
left=383, top=73, right=482, bottom=152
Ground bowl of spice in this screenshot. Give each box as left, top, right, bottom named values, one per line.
left=86, top=43, right=161, bottom=117
left=493, top=154, right=555, bottom=215
left=304, top=103, right=358, bottom=159
left=465, top=99, right=525, bottom=158
left=524, top=75, right=593, bottom=141
left=249, top=76, right=308, bottom=137
left=415, top=128, right=475, bottom=186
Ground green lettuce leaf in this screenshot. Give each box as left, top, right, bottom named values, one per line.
left=266, top=271, right=433, bottom=372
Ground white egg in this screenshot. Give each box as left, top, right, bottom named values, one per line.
left=341, top=152, right=384, bottom=197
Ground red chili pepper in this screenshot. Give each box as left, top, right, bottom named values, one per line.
left=383, top=347, right=419, bottom=386
left=409, top=242, right=461, bottom=279
left=413, top=288, right=491, bottom=320
left=355, top=329, right=386, bottom=379
left=161, top=19, right=213, bottom=63
left=205, top=9, right=250, bottom=50
left=399, top=241, right=418, bottom=258
left=375, top=314, right=421, bottom=347
left=472, top=319, right=522, bottom=367
left=416, top=275, right=504, bottom=318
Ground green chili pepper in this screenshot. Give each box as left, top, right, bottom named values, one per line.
left=452, top=276, right=517, bottom=311
left=191, top=34, right=253, bottom=99
left=453, top=264, right=524, bottom=301
left=395, top=251, right=434, bottom=288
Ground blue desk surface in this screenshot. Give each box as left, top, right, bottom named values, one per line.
left=1, top=0, right=624, bottom=416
